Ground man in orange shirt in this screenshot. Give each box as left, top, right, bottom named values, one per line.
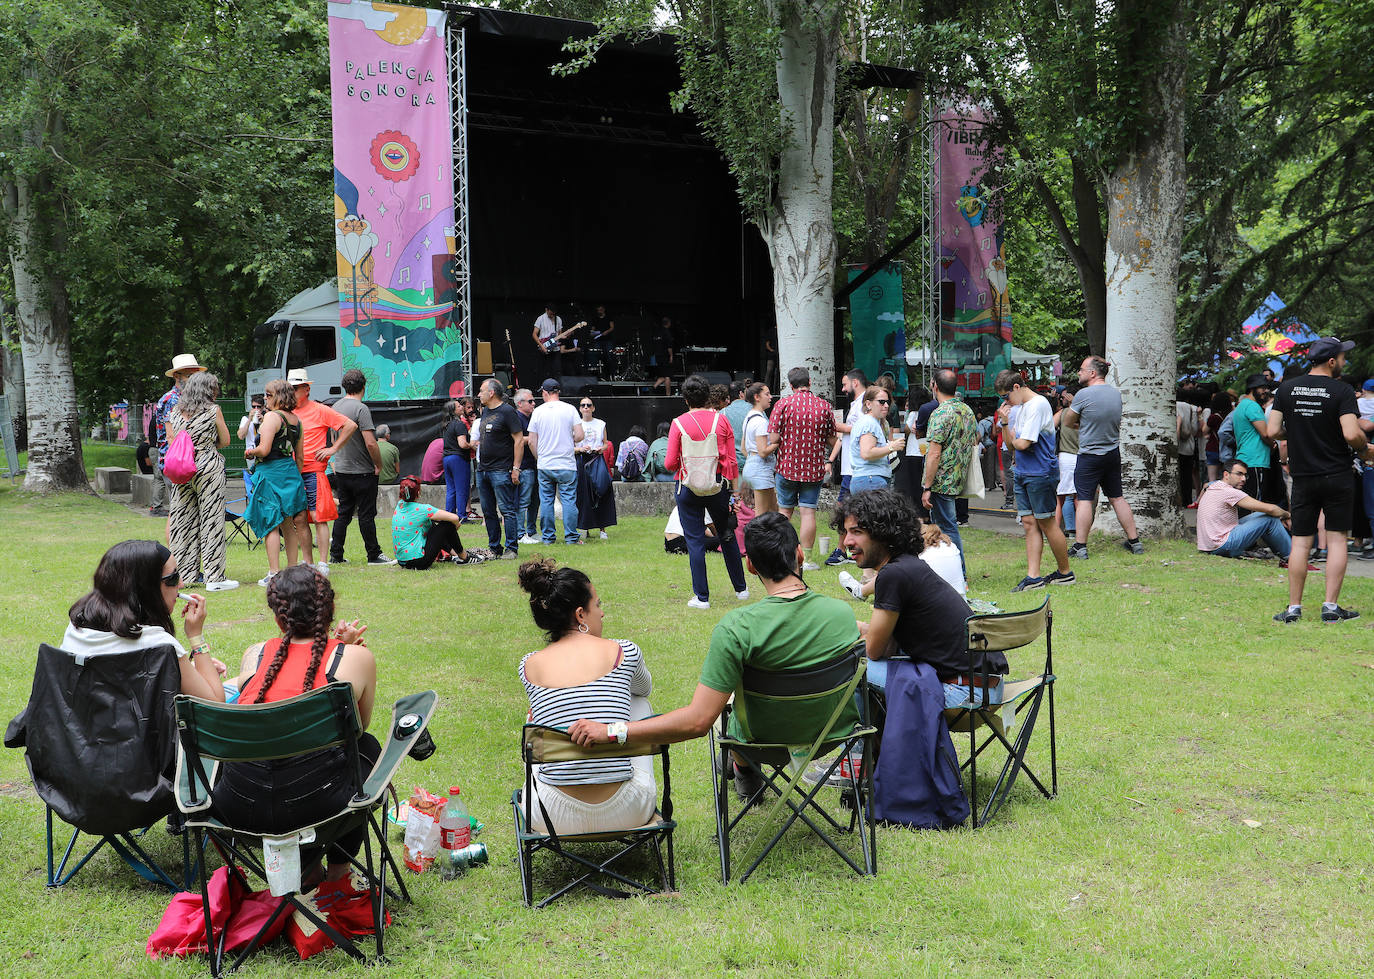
left=287, top=368, right=359, bottom=573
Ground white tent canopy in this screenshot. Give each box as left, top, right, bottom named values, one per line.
left=1004, top=345, right=1059, bottom=366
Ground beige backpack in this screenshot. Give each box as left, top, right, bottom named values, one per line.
left=673, top=412, right=723, bottom=496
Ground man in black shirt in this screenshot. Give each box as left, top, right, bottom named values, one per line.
left=831, top=489, right=1006, bottom=706
left=475, top=378, right=526, bottom=560
left=1268, top=336, right=1374, bottom=623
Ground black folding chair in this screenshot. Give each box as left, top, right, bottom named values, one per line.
left=5, top=643, right=194, bottom=891
left=225, top=497, right=258, bottom=549
left=946, top=596, right=1058, bottom=828
left=709, top=643, right=878, bottom=884
left=512, top=725, right=676, bottom=908
left=175, top=684, right=436, bottom=977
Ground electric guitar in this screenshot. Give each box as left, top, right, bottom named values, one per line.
left=540, top=321, right=586, bottom=354
left=504, top=328, right=520, bottom=389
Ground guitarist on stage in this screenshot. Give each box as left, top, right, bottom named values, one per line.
left=532, top=303, right=583, bottom=379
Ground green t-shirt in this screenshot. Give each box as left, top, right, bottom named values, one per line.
left=378, top=440, right=401, bottom=484
left=926, top=399, right=976, bottom=495
left=1233, top=398, right=1270, bottom=469
left=700, top=591, right=862, bottom=742
left=647, top=436, right=670, bottom=478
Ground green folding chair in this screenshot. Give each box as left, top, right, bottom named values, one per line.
left=709, top=642, right=878, bottom=884
left=174, top=684, right=436, bottom=977
left=513, top=725, right=676, bottom=908
left=946, top=595, right=1057, bottom=828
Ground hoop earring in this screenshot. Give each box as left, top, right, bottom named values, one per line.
left=577, top=622, right=589, bottom=634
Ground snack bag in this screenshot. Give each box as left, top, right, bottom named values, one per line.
left=402, top=786, right=445, bottom=873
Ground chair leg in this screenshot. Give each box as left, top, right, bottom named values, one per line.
left=1048, top=677, right=1058, bottom=797
left=710, top=731, right=731, bottom=885
left=968, top=713, right=980, bottom=829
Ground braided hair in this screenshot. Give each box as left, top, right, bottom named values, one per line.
left=254, top=564, right=335, bottom=703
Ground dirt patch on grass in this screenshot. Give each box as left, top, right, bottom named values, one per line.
left=0, top=780, right=34, bottom=799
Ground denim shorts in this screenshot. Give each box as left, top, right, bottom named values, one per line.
left=743, top=455, right=776, bottom=492
left=849, top=474, right=891, bottom=495
left=1014, top=471, right=1059, bottom=519
left=775, top=476, right=821, bottom=509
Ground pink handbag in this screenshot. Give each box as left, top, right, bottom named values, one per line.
left=163, top=429, right=197, bottom=484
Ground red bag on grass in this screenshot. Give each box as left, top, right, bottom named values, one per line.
left=285, top=871, right=389, bottom=960
left=146, top=866, right=289, bottom=959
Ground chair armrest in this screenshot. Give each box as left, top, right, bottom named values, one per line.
left=355, top=690, right=438, bottom=808
left=174, top=744, right=218, bottom=814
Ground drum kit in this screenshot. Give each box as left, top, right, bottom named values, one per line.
left=584, top=336, right=646, bottom=381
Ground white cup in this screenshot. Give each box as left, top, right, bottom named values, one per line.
left=818, top=535, right=832, bottom=555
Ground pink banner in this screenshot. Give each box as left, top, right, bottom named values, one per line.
left=329, top=1, right=460, bottom=400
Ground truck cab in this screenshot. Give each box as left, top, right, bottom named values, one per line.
left=244, top=282, right=343, bottom=407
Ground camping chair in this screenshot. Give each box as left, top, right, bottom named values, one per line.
left=709, top=642, right=878, bottom=884
left=513, top=725, right=676, bottom=909
left=224, top=497, right=257, bottom=550
left=4, top=643, right=194, bottom=891
left=174, top=684, right=436, bottom=977
left=946, top=595, right=1057, bottom=828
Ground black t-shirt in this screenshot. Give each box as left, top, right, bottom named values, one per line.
left=1273, top=374, right=1359, bottom=477
left=136, top=440, right=153, bottom=474
left=477, top=402, right=522, bottom=472
left=441, top=417, right=470, bottom=458
left=873, top=553, right=1005, bottom=678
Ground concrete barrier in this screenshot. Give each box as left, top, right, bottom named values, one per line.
left=94, top=467, right=132, bottom=495
left=130, top=473, right=158, bottom=505
left=612, top=480, right=676, bottom=516
left=375, top=482, right=446, bottom=518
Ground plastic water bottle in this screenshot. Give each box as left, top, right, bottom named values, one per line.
left=438, top=786, right=471, bottom=880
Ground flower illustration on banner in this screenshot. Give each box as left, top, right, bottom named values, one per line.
left=370, top=131, right=421, bottom=182
left=957, top=185, right=986, bottom=228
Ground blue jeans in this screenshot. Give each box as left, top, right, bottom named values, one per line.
left=1363, top=465, right=1374, bottom=536
left=849, top=474, right=890, bottom=495
left=675, top=483, right=747, bottom=602
left=518, top=466, right=538, bottom=537
left=443, top=454, right=470, bottom=517
left=1210, top=510, right=1292, bottom=559
left=865, top=658, right=1005, bottom=707
left=835, top=474, right=852, bottom=503
left=475, top=469, right=519, bottom=553
left=539, top=468, right=580, bottom=543
left=927, top=491, right=966, bottom=578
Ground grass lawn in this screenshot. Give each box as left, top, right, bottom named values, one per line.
left=0, top=479, right=1370, bottom=976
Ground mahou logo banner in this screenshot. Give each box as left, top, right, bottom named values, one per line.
left=329, top=0, right=463, bottom=400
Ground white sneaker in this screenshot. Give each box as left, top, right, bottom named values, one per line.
left=687, top=597, right=711, bottom=610
left=802, top=561, right=820, bottom=571
left=735, top=589, right=750, bottom=600
left=518, top=535, right=541, bottom=545
left=315, top=561, right=329, bottom=576
left=599, top=530, right=609, bottom=540
left=838, top=571, right=864, bottom=600
left=206, top=579, right=239, bottom=592
left=257, top=572, right=277, bottom=587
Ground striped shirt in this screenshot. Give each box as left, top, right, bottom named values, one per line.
left=520, top=639, right=651, bottom=786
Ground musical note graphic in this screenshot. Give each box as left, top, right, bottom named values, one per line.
left=389, top=371, right=396, bottom=387
left=393, top=336, right=407, bottom=354
left=398, top=266, right=410, bottom=283
left=418, top=194, right=431, bottom=210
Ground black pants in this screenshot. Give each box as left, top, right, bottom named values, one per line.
left=896, top=456, right=928, bottom=517
left=1179, top=454, right=1195, bottom=504
left=330, top=472, right=382, bottom=561
left=399, top=520, right=464, bottom=570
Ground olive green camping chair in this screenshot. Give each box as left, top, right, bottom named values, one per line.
left=709, top=642, right=878, bottom=884
left=174, top=684, right=437, bottom=977
left=946, top=596, right=1058, bottom=828
left=512, top=725, right=676, bottom=909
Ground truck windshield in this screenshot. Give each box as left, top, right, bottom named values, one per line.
left=251, top=324, right=285, bottom=371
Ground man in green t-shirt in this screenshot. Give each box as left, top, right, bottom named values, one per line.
left=921, top=368, right=976, bottom=574
left=567, top=512, right=861, bottom=800
left=1233, top=374, right=1275, bottom=500
left=376, top=424, right=401, bottom=485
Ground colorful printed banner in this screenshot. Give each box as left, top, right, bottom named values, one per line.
left=329, top=0, right=462, bottom=400
left=935, top=102, right=1013, bottom=397
left=848, top=264, right=907, bottom=395
left=1233, top=292, right=1318, bottom=377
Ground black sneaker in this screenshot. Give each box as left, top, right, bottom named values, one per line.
left=1012, top=575, right=1046, bottom=592
left=1068, top=542, right=1088, bottom=560
left=1123, top=538, right=1144, bottom=555
left=1358, top=546, right=1374, bottom=561
left=367, top=554, right=397, bottom=566
left=1273, top=607, right=1301, bottom=623
left=1321, top=605, right=1360, bottom=623
left=1044, top=570, right=1076, bottom=586
left=149, top=507, right=169, bottom=518
left=1311, top=548, right=1328, bottom=562
left=824, top=547, right=853, bottom=567
left=733, top=762, right=765, bottom=803
left=330, top=555, right=348, bottom=564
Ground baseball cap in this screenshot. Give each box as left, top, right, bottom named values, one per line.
left=1362, top=378, right=1374, bottom=391
left=1244, top=373, right=1271, bottom=392
left=1307, top=336, right=1355, bottom=363
left=540, top=377, right=561, bottom=393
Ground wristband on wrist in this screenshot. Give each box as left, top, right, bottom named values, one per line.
left=189, top=639, right=210, bottom=660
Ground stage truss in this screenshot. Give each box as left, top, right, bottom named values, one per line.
left=914, top=91, right=942, bottom=392
left=448, top=18, right=474, bottom=388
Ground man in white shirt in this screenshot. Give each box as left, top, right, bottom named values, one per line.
left=526, top=377, right=585, bottom=545
left=531, top=303, right=567, bottom=378
left=825, top=368, right=868, bottom=565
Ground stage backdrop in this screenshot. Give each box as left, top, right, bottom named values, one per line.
left=329, top=0, right=462, bottom=400
left=848, top=264, right=907, bottom=395
left=936, top=102, right=1013, bottom=397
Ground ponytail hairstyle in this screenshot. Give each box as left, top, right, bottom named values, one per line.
left=517, top=558, right=594, bottom=641
left=255, top=564, right=335, bottom=703
left=399, top=475, right=422, bottom=503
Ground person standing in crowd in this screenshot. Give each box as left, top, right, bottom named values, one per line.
left=152, top=354, right=206, bottom=520
left=1177, top=385, right=1200, bottom=506
left=767, top=366, right=837, bottom=570
left=995, top=369, right=1074, bottom=591
left=375, top=424, right=400, bottom=485
left=1231, top=373, right=1276, bottom=503
left=741, top=382, right=777, bottom=514
left=1269, top=337, right=1374, bottom=623
left=1062, top=355, right=1144, bottom=557
left=532, top=303, right=566, bottom=379
left=825, top=369, right=868, bottom=565
left=328, top=369, right=392, bottom=566
left=920, top=368, right=975, bottom=575
left=649, top=316, right=677, bottom=396
left=976, top=407, right=998, bottom=494
left=288, top=368, right=358, bottom=574
left=475, top=378, right=526, bottom=559
left=1205, top=391, right=1231, bottom=483
left=722, top=380, right=752, bottom=476
left=527, top=378, right=583, bottom=545
left=165, top=371, right=237, bottom=591
left=440, top=399, right=473, bottom=532
left=574, top=396, right=617, bottom=539
left=1195, top=460, right=1293, bottom=564
left=244, top=379, right=308, bottom=587
left=665, top=374, right=749, bottom=610
left=647, top=421, right=673, bottom=481
left=237, top=394, right=265, bottom=499
left=850, top=385, right=905, bottom=494
left=1359, top=379, right=1374, bottom=561
left=1054, top=386, right=1079, bottom=538
left=514, top=388, right=541, bottom=543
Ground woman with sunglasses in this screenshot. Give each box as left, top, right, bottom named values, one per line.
left=849, top=386, right=906, bottom=495
left=573, top=396, right=617, bottom=540
left=63, top=540, right=226, bottom=701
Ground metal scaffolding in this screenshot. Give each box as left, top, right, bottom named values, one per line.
left=914, top=91, right=943, bottom=392
left=447, top=17, right=474, bottom=388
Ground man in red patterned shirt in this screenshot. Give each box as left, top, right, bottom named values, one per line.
left=767, top=366, right=838, bottom=569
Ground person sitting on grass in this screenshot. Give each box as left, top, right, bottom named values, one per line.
left=215, top=564, right=376, bottom=890
left=517, top=559, right=656, bottom=834
left=391, top=475, right=485, bottom=570
left=566, top=512, right=862, bottom=803
left=1195, top=460, right=1295, bottom=565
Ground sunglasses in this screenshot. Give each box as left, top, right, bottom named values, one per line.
left=161, top=568, right=182, bottom=588
left=874, top=399, right=890, bottom=405
left=580, top=403, right=593, bottom=408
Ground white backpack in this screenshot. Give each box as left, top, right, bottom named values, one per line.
left=673, top=411, right=723, bottom=496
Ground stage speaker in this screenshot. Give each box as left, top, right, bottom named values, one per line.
left=700, top=371, right=732, bottom=387
left=476, top=340, right=493, bottom=375
left=940, top=280, right=956, bottom=319
left=558, top=375, right=600, bottom=397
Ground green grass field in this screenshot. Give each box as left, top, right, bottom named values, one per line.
left=0, top=475, right=1370, bottom=977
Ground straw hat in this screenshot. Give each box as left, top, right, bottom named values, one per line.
left=165, top=353, right=207, bottom=377
left=286, top=368, right=311, bottom=386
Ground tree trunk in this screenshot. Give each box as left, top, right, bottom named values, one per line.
left=8, top=172, right=89, bottom=494
left=761, top=2, right=841, bottom=397
left=0, top=296, right=27, bottom=451
left=1102, top=12, right=1188, bottom=539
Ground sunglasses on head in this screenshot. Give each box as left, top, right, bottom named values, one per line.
left=161, top=568, right=181, bottom=588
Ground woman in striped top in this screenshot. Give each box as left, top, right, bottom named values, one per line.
left=518, top=559, right=655, bottom=834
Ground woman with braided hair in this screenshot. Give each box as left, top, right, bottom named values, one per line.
left=212, top=564, right=379, bottom=885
